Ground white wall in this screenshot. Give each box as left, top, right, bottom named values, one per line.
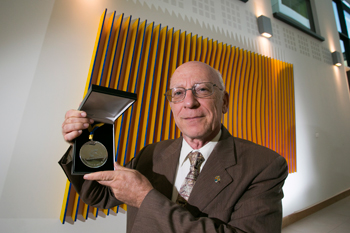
left=0, top=0, right=349, bottom=232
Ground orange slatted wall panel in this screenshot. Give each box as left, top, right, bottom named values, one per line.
left=60, top=11, right=296, bottom=224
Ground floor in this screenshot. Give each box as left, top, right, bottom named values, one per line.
left=282, top=196, right=350, bottom=233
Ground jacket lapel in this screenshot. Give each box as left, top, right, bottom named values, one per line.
left=187, top=127, right=237, bottom=212
left=152, top=138, right=182, bottom=199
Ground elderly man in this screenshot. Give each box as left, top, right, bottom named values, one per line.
left=60, top=61, right=288, bottom=233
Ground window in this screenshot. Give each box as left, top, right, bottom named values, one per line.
left=271, top=0, right=324, bottom=41
left=332, top=0, right=350, bottom=67
left=280, top=0, right=313, bottom=29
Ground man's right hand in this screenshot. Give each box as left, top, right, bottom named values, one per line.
left=62, top=109, right=94, bottom=144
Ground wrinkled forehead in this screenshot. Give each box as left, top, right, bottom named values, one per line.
left=170, top=62, right=218, bottom=88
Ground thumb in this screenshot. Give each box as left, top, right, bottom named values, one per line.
left=114, top=162, right=122, bottom=170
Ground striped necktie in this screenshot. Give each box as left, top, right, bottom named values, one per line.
left=176, top=151, right=205, bottom=206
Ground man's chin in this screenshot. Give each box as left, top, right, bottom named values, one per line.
left=182, top=129, right=207, bottom=140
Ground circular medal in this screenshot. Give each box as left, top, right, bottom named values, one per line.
left=79, top=140, right=108, bottom=168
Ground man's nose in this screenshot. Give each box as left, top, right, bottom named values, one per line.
left=183, top=89, right=199, bottom=108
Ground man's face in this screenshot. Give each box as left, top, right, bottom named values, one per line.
left=169, top=62, right=228, bottom=143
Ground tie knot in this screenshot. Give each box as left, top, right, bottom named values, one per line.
left=188, top=151, right=205, bottom=169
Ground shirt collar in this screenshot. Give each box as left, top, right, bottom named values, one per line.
left=179, top=130, right=222, bottom=167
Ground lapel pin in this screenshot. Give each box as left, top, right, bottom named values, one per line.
left=215, top=176, right=221, bottom=183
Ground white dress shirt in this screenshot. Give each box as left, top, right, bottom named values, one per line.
left=171, top=130, right=222, bottom=202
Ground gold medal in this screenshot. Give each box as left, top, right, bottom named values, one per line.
left=79, top=123, right=108, bottom=168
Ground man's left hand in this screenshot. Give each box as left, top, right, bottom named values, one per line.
left=83, top=163, right=153, bottom=208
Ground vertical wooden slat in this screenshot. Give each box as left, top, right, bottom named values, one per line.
left=261, top=56, right=268, bottom=147
left=277, top=60, right=283, bottom=156
left=71, top=194, right=80, bottom=221
left=84, top=9, right=107, bottom=93
left=266, top=58, right=272, bottom=150
left=250, top=53, right=258, bottom=144
left=161, top=28, right=174, bottom=141
left=117, top=20, right=147, bottom=167
left=227, top=47, right=239, bottom=135
left=221, top=44, right=232, bottom=85
left=183, top=32, right=191, bottom=63
left=149, top=26, right=168, bottom=144
left=82, top=203, right=89, bottom=219
left=129, top=22, right=154, bottom=160
left=269, top=57, right=274, bottom=150
left=233, top=49, right=243, bottom=137
left=201, top=37, right=208, bottom=63
left=195, top=36, right=202, bottom=61
left=247, top=51, right=255, bottom=142
left=121, top=19, right=140, bottom=91
left=93, top=208, right=98, bottom=218
left=190, top=34, right=197, bottom=61
left=60, top=180, right=71, bottom=224
left=175, top=30, right=186, bottom=139
left=220, top=44, right=231, bottom=127
left=222, top=46, right=235, bottom=128
left=205, top=39, right=213, bottom=65
left=154, top=27, right=169, bottom=142
left=256, top=54, right=263, bottom=145
left=97, top=12, right=116, bottom=86
left=218, top=44, right=227, bottom=74
left=115, top=18, right=141, bottom=169
left=113, top=17, right=134, bottom=167
left=106, top=13, right=124, bottom=88
left=139, top=23, right=160, bottom=150
left=214, top=42, right=224, bottom=70
left=289, top=64, right=296, bottom=173
left=242, top=51, right=252, bottom=141
left=177, top=31, right=186, bottom=66
left=170, top=29, right=181, bottom=139
left=209, top=40, right=217, bottom=67
left=102, top=209, right=109, bottom=216
left=113, top=16, right=132, bottom=89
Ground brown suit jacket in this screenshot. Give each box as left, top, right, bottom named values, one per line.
left=60, top=126, right=288, bottom=233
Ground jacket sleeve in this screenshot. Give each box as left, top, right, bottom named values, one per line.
left=58, top=146, right=122, bottom=209
left=131, top=155, right=288, bottom=233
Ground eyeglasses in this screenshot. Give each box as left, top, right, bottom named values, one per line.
left=164, top=82, right=223, bottom=103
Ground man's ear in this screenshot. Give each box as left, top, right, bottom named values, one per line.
left=222, top=91, right=229, bottom=114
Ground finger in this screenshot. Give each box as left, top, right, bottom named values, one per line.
left=63, top=117, right=93, bottom=125
left=65, top=109, right=87, bottom=119
left=62, top=110, right=95, bottom=144
left=62, top=110, right=93, bottom=139
left=62, top=109, right=90, bottom=129
left=63, top=112, right=94, bottom=128
left=64, top=110, right=94, bottom=126
left=63, top=130, right=83, bottom=142
left=61, top=122, right=89, bottom=144
left=83, top=171, right=116, bottom=181
left=97, top=180, right=113, bottom=186
left=62, top=121, right=89, bottom=134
